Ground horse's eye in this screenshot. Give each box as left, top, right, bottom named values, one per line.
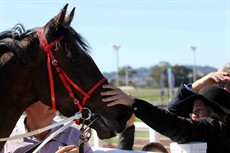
left=71, top=56, right=80, bottom=64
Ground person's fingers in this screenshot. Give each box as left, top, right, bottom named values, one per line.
left=102, top=95, right=117, bottom=102
left=56, top=145, right=78, bottom=153
left=101, top=85, right=124, bottom=97
left=217, top=75, right=230, bottom=82
left=101, top=89, right=119, bottom=96
left=101, top=84, right=135, bottom=107
left=211, top=72, right=228, bottom=82
left=102, top=84, right=116, bottom=90
left=102, top=95, right=122, bottom=106
left=68, top=148, right=78, bottom=153
left=215, top=75, right=224, bottom=82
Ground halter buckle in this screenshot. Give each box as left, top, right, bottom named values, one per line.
left=51, top=60, right=58, bottom=66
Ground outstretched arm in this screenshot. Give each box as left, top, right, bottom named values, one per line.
left=192, top=71, right=230, bottom=92
left=167, top=83, right=195, bottom=118
left=101, top=84, right=219, bottom=145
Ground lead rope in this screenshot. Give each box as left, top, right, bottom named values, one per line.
left=34, top=108, right=96, bottom=153
left=78, top=110, right=99, bottom=153
left=78, top=118, right=91, bottom=153
left=0, top=113, right=81, bottom=142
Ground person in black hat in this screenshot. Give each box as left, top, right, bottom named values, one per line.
left=172, top=85, right=230, bottom=122
left=168, top=63, right=230, bottom=119
left=101, top=84, right=230, bottom=153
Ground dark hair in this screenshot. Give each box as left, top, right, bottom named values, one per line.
left=197, top=100, right=230, bottom=124
left=142, top=142, right=168, bottom=153
left=210, top=109, right=230, bottom=124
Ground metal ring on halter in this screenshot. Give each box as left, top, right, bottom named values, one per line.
left=81, top=107, right=92, bottom=120
left=74, top=99, right=79, bottom=105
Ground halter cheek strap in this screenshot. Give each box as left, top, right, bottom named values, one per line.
left=37, top=27, right=107, bottom=114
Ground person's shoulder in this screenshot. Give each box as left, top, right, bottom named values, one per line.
left=51, top=120, right=81, bottom=134
left=52, top=124, right=82, bottom=143
left=10, top=116, right=27, bottom=136
left=67, top=125, right=81, bottom=131
left=63, top=125, right=81, bottom=135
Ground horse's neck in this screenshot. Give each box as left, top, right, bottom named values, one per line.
left=0, top=81, right=28, bottom=137
left=0, top=104, right=24, bottom=150
left=0, top=74, right=29, bottom=150
left=0, top=108, right=22, bottom=135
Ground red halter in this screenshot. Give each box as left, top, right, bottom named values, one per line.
left=37, top=27, right=107, bottom=113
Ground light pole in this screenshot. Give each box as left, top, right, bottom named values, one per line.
left=190, top=45, right=197, bottom=82
left=125, top=65, right=129, bottom=86
left=112, top=44, right=120, bottom=86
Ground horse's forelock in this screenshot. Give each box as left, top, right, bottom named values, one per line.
left=49, top=26, right=90, bottom=60
left=68, top=27, right=90, bottom=54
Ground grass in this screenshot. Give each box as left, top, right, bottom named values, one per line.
left=123, top=88, right=177, bottom=101
left=124, top=88, right=162, bottom=101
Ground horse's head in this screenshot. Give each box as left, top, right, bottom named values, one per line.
left=20, top=4, right=131, bottom=139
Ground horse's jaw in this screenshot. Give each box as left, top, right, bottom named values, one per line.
left=89, top=107, right=132, bottom=139
left=90, top=115, right=117, bottom=139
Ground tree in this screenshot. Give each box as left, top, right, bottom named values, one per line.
left=118, top=66, right=136, bottom=86
left=149, top=61, right=193, bottom=88
left=171, top=65, right=192, bottom=86
left=149, top=61, right=171, bottom=88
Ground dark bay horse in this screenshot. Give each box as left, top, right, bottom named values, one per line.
left=0, top=4, right=131, bottom=149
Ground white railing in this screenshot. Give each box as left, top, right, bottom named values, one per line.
left=170, top=142, right=207, bottom=153
left=92, top=142, right=207, bottom=153
left=91, top=122, right=207, bottom=153
left=91, top=122, right=160, bottom=148
left=92, top=147, right=159, bottom=153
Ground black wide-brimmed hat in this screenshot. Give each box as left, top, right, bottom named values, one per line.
left=178, top=85, right=230, bottom=115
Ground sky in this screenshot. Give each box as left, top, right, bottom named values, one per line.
left=0, top=0, right=229, bottom=73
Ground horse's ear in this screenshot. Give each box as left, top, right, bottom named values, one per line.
left=64, top=7, right=75, bottom=26
left=44, top=4, right=68, bottom=33
left=54, top=4, right=68, bottom=28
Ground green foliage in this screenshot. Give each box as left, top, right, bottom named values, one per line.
left=118, top=66, right=136, bottom=86
left=149, top=61, right=193, bottom=88
left=172, top=65, right=192, bottom=86
left=149, top=61, right=171, bottom=88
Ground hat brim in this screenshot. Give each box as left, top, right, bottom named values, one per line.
left=177, top=94, right=205, bottom=114
left=178, top=93, right=230, bottom=115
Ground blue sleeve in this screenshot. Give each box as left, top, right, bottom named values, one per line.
left=83, top=141, right=93, bottom=153
left=167, top=83, right=196, bottom=118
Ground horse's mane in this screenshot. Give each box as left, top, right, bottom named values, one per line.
left=0, top=23, right=91, bottom=66
left=0, top=24, right=26, bottom=65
